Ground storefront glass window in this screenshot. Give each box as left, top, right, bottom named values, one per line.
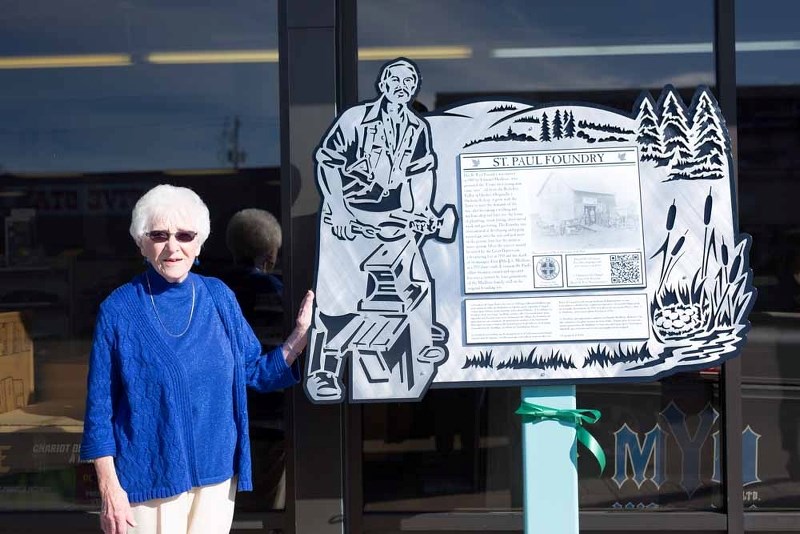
left=736, top=0, right=800, bottom=510
left=357, top=0, right=720, bottom=512
left=0, top=0, right=284, bottom=512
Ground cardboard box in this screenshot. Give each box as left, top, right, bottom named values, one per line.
left=0, top=312, right=34, bottom=414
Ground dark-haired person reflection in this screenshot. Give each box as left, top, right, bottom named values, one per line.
left=80, top=185, right=313, bottom=534
left=221, top=208, right=288, bottom=508
left=222, top=208, right=284, bottom=328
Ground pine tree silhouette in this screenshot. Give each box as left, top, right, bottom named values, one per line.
left=564, top=111, right=576, bottom=138
left=553, top=110, right=563, bottom=139
left=659, top=90, right=692, bottom=166
left=540, top=112, right=551, bottom=141
left=635, top=96, right=664, bottom=161
left=686, top=91, right=726, bottom=178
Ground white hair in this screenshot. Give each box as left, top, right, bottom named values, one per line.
left=129, top=184, right=211, bottom=248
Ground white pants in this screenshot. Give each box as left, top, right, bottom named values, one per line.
left=128, top=478, right=236, bottom=534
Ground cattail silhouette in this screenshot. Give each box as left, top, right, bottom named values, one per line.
left=718, top=238, right=731, bottom=325
left=729, top=255, right=741, bottom=283
left=655, top=200, right=679, bottom=288
left=666, top=201, right=676, bottom=231
left=702, top=188, right=714, bottom=277
left=670, top=235, right=686, bottom=256
left=704, top=188, right=713, bottom=225
left=661, top=230, right=688, bottom=287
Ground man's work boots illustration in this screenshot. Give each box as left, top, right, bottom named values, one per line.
left=307, top=369, right=343, bottom=401
left=306, top=341, right=347, bottom=401
left=419, top=323, right=448, bottom=362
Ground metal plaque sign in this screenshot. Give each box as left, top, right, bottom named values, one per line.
left=304, top=58, right=755, bottom=404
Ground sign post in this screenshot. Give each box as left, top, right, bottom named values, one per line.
left=521, top=386, right=578, bottom=534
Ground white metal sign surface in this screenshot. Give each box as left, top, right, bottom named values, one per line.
left=304, top=58, right=755, bottom=404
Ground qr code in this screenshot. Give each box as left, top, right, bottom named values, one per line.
left=610, top=253, right=642, bottom=285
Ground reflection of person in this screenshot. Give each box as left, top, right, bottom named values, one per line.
left=306, top=58, right=448, bottom=402
left=222, top=207, right=287, bottom=509
left=80, top=185, right=313, bottom=534
left=223, top=208, right=284, bottom=329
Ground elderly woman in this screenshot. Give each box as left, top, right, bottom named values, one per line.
left=80, top=184, right=313, bottom=534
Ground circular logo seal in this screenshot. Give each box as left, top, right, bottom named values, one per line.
left=536, top=257, right=560, bottom=280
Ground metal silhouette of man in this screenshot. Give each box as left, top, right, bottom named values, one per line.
left=306, top=58, right=452, bottom=403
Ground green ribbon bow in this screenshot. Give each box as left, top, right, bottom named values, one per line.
left=515, top=401, right=606, bottom=474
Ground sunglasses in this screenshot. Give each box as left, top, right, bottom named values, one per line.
left=146, top=230, right=198, bottom=243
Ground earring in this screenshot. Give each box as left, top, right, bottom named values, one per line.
left=194, top=258, right=200, bottom=266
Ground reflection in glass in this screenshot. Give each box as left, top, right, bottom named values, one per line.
left=578, top=380, right=723, bottom=510
left=363, top=379, right=723, bottom=512
left=736, top=0, right=800, bottom=510
left=358, top=0, right=714, bottom=107
left=0, top=0, right=283, bottom=512
left=0, top=1, right=281, bottom=174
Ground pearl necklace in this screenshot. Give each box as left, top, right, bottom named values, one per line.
left=145, top=271, right=195, bottom=337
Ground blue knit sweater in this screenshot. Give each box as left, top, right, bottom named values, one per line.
left=80, top=270, right=300, bottom=503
